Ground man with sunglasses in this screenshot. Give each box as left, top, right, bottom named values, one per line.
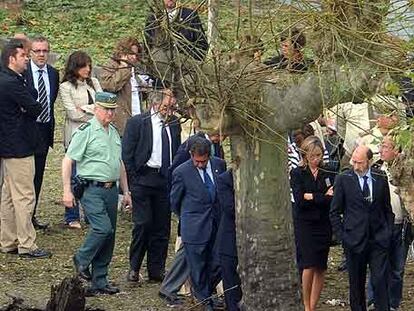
left=23, top=35, right=59, bottom=230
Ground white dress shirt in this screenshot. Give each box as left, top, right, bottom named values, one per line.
left=357, top=168, right=373, bottom=201
left=130, top=67, right=141, bottom=116
left=146, top=108, right=172, bottom=168
left=196, top=160, right=215, bottom=185
left=130, top=68, right=151, bottom=116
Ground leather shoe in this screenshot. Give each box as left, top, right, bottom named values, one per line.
left=19, top=248, right=52, bottom=259
left=73, top=255, right=92, bottom=281
left=158, top=291, right=183, bottom=308
left=148, top=273, right=165, bottom=283
left=126, top=270, right=142, bottom=283
left=32, top=217, right=49, bottom=230
left=85, top=285, right=120, bottom=297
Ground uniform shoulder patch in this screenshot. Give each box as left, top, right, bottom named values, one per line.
left=78, top=122, right=91, bottom=131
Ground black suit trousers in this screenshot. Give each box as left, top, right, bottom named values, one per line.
left=346, top=243, right=390, bottom=311
left=33, top=123, right=51, bottom=216
left=220, top=254, right=242, bottom=311
left=130, top=179, right=171, bottom=278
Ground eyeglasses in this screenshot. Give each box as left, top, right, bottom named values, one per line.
left=31, top=49, right=49, bottom=55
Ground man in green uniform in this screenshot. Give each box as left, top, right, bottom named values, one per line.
left=62, top=92, right=131, bottom=296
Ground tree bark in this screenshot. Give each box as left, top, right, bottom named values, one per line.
left=232, top=132, right=301, bottom=310
left=207, top=0, right=219, bottom=55
left=45, top=277, right=85, bottom=311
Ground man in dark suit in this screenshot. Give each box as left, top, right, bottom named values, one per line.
left=159, top=131, right=225, bottom=307
left=122, top=84, right=181, bottom=283
left=330, top=145, right=394, bottom=311
left=23, top=36, right=59, bottom=230
left=216, top=169, right=243, bottom=311
left=144, top=0, right=208, bottom=61
left=170, top=137, right=226, bottom=311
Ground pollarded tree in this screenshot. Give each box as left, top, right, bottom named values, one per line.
left=144, top=0, right=408, bottom=309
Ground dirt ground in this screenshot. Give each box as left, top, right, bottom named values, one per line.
left=1, top=131, right=414, bottom=311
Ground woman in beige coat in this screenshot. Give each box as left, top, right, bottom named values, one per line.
left=100, top=37, right=151, bottom=135
left=59, top=50, right=102, bottom=228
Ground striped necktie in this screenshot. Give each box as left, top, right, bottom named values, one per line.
left=37, top=69, right=50, bottom=123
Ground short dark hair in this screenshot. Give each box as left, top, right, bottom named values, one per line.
left=1, top=39, right=24, bottom=68
left=280, top=28, right=306, bottom=50
left=190, top=137, right=211, bottom=156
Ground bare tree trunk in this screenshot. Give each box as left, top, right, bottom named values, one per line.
left=232, top=132, right=300, bottom=310
left=207, top=0, right=219, bottom=54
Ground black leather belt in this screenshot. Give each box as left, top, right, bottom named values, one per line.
left=87, top=180, right=116, bottom=189
left=141, top=166, right=161, bottom=174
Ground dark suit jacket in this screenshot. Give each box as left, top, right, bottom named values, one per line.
left=216, top=170, right=237, bottom=257
left=0, top=67, right=42, bottom=158
left=23, top=62, right=59, bottom=149
left=122, top=111, right=181, bottom=185
left=170, top=157, right=226, bottom=244
left=290, top=166, right=335, bottom=221
left=145, top=7, right=208, bottom=61
left=330, top=168, right=394, bottom=253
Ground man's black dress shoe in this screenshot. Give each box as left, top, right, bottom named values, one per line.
left=158, top=291, right=183, bottom=308
left=19, top=248, right=51, bottom=259
left=32, top=217, right=49, bottom=230
left=73, top=255, right=92, bottom=281
left=126, top=270, right=141, bottom=283
left=85, top=285, right=120, bottom=297
left=148, top=273, right=165, bottom=283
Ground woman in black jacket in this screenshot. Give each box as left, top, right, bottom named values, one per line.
left=290, top=136, right=335, bottom=311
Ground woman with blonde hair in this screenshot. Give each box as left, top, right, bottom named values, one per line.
left=59, top=50, right=102, bottom=228
left=290, top=136, right=335, bottom=311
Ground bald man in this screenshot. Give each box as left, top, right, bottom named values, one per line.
left=330, top=145, right=394, bottom=311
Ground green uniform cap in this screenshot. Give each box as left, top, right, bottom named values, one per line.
left=95, top=91, right=118, bottom=109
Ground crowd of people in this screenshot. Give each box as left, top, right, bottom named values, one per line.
left=0, top=0, right=414, bottom=311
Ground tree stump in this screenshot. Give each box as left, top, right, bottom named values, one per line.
left=45, top=277, right=85, bottom=311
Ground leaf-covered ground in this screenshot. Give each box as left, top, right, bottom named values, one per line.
left=1, top=1, right=414, bottom=310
